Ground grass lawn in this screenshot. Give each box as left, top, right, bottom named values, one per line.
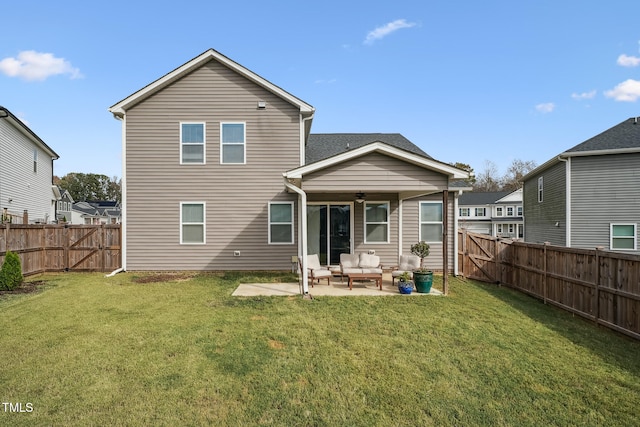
left=1, top=272, right=639, bottom=426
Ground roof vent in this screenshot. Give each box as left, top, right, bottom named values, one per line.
left=346, top=143, right=350, bottom=150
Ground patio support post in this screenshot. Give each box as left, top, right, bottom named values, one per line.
left=443, top=190, right=449, bottom=295
left=284, top=179, right=309, bottom=295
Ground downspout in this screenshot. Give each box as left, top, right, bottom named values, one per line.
left=284, top=178, right=309, bottom=295
left=453, top=190, right=461, bottom=275
left=557, top=156, right=570, bottom=246
left=114, top=113, right=127, bottom=271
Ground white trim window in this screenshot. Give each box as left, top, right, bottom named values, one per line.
left=475, top=207, right=486, bottom=217
left=517, top=206, right=523, bottom=216
left=538, top=176, right=544, bottom=203
left=496, top=206, right=504, bottom=217
left=610, top=223, right=637, bottom=250
left=420, top=201, right=443, bottom=242
left=364, top=202, right=389, bottom=243
left=221, top=122, right=246, bottom=164
left=507, top=206, right=514, bottom=216
left=33, top=148, right=38, bottom=173
left=460, top=207, right=470, bottom=217
left=180, top=122, right=205, bottom=164
left=180, top=202, right=205, bottom=244
left=269, top=202, right=294, bottom=244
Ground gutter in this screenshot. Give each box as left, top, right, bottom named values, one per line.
left=284, top=178, right=309, bottom=295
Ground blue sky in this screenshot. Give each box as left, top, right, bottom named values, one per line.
left=2, top=1, right=640, bottom=179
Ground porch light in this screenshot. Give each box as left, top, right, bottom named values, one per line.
left=355, top=192, right=366, bottom=203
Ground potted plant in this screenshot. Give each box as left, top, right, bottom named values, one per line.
left=397, top=271, right=413, bottom=294
left=410, top=241, right=433, bottom=293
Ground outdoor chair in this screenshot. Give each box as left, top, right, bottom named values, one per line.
left=302, top=254, right=331, bottom=287
left=391, top=254, right=421, bottom=285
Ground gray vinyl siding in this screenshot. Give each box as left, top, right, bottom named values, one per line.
left=124, top=60, right=301, bottom=270
left=570, top=154, right=640, bottom=252
left=302, top=153, right=448, bottom=192
left=0, top=119, right=55, bottom=223
left=401, top=194, right=455, bottom=272
left=523, top=161, right=566, bottom=245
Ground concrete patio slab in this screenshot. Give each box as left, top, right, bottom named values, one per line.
left=232, top=273, right=443, bottom=297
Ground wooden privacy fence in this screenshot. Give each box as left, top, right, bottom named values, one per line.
left=0, top=224, right=121, bottom=276
left=458, top=230, right=640, bottom=340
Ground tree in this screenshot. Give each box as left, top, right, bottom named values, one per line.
left=473, top=160, right=502, bottom=191
left=57, top=173, right=121, bottom=202
left=450, top=162, right=476, bottom=186
left=502, top=159, right=537, bottom=192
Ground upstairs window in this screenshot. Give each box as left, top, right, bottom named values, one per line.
left=365, top=202, right=389, bottom=243
left=33, top=149, right=38, bottom=173
left=496, top=207, right=504, bottom=217
left=507, top=206, right=514, bottom=216
left=610, top=224, right=636, bottom=250
left=475, top=207, right=486, bottom=217
left=269, top=202, right=294, bottom=244
left=420, top=202, right=443, bottom=242
left=538, top=177, right=544, bottom=202
left=460, top=208, right=470, bottom=217
left=221, top=122, right=245, bottom=164
left=517, top=206, right=523, bottom=216
left=181, top=123, right=205, bottom=164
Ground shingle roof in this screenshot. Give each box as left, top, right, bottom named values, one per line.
left=306, top=133, right=431, bottom=164
left=458, top=191, right=511, bottom=206
left=564, top=117, right=640, bottom=153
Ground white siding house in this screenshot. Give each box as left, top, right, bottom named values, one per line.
left=0, top=106, right=59, bottom=223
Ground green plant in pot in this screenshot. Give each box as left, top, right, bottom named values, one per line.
left=410, top=241, right=433, bottom=293
left=397, top=271, right=413, bottom=294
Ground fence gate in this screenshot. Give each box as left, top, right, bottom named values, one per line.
left=460, top=230, right=498, bottom=283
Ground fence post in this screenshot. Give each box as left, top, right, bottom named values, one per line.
left=595, top=246, right=603, bottom=326
left=543, top=242, right=549, bottom=304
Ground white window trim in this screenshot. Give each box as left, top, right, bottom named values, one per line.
left=180, top=122, right=206, bottom=165
left=419, top=201, right=443, bottom=243
left=220, top=122, right=246, bottom=165
left=496, top=206, right=504, bottom=217
left=180, top=202, right=206, bottom=245
left=507, top=206, right=514, bottom=216
left=364, top=201, right=390, bottom=244
left=33, top=148, right=38, bottom=173
left=475, top=207, right=486, bottom=217
left=460, top=207, right=470, bottom=217
left=538, top=176, right=544, bottom=203
left=517, top=206, right=523, bottom=216
left=268, top=201, right=294, bottom=245
left=610, top=223, right=637, bottom=251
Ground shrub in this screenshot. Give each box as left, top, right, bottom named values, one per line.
left=0, top=251, right=23, bottom=291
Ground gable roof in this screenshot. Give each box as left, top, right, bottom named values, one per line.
left=0, top=106, right=59, bottom=159
left=306, top=133, right=430, bottom=163
left=458, top=191, right=511, bottom=206
left=524, top=116, right=640, bottom=180
left=286, top=139, right=469, bottom=179
left=564, top=117, right=640, bottom=154
left=108, top=49, right=315, bottom=118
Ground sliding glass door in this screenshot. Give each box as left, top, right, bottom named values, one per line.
left=307, top=204, right=351, bottom=265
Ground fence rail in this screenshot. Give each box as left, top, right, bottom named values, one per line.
left=0, top=224, right=121, bottom=276
left=458, top=230, right=640, bottom=340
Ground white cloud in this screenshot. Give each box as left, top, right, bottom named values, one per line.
left=604, top=79, right=640, bottom=102
left=364, top=19, right=416, bottom=45
left=617, top=54, right=640, bottom=67
left=0, top=50, right=82, bottom=81
left=571, top=90, right=596, bottom=100
left=535, top=103, right=555, bottom=113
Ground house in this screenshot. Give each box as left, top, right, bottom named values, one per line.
left=108, top=49, right=470, bottom=292
left=71, top=200, right=121, bottom=224
left=458, top=189, right=524, bottom=239
left=522, top=117, right=640, bottom=253
left=0, top=106, right=60, bottom=224
left=56, top=188, right=74, bottom=223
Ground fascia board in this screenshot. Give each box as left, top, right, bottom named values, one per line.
left=109, top=49, right=314, bottom=117
left=285, top=142, right=470, bottom=179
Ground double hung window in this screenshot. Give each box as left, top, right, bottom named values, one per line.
left=610, top=224, right=637, bottom=250
left=181, top=123, right=205, bottom=164
left=365, top=202, right=389, bottom=243
left=269, top=202, right=294, bottom=244
left=420, top=202, right=443, bottom=242
left=181, top=202, right=205, bottom=244
left=221, top=122, right=245, bottom=164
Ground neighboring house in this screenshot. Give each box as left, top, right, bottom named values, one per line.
left=458, top=189, right=524, bottom=239
left=522, top=117, right=640, bottom=253
left=71, top=200, right=121, bottom=225
left=0, top=106, right=60, bottom=224
left=108, top=49, right=470, bottom=291
left=56, top=188, right=74, bottom=223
